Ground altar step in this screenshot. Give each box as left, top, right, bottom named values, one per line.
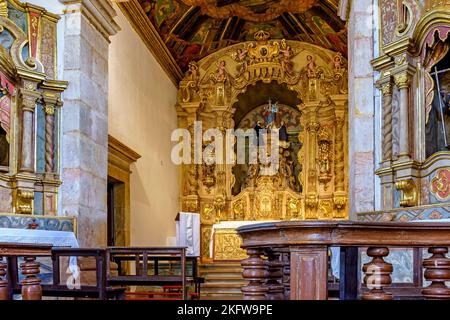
left=199, top=263, right=245, bottom=299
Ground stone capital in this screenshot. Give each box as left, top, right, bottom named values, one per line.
left=60, top=0, right=120, bottom=40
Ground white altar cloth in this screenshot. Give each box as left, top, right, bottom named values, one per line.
left=0, top=227, right=80, bottom=278
left=176, top=212, right=200, bottom=257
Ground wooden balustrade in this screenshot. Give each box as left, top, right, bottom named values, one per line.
left=237, top=221, right=450, bottom=300
left=0, top=243, right=52, bottom=300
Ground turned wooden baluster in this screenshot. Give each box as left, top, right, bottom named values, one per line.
left=282, top=252, right=290, bottom=300
left=362, top=247, right=393, bottom=300
left=241, top=248, right=269, bottom=300
left=422, top=247, right=450, bottom=300
left=20, top=256, right=42, bottom=300
left=265, top=251, right=284, bottom=300
left=0, top=256, right=8, bottom=300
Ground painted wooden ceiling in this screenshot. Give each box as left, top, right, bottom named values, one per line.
left=138, top=0, right=347, bottom=72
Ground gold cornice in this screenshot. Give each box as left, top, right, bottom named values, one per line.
left=383, top=37, right=413, bottom=56
left=411, top=9, right=450, bottom=55
left=108, top=135, right=141, bottom=165
left=371, top=54, right=395, bottom=71
left=117, top=0, right=183, bottom=86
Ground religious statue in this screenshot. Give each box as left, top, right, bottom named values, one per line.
left=306, top=55, right=316, bottom=78
left=279, top=39, right=295, bottom=76
left=186, top=61, right=199, bottom=82
left=253, top=121, right=265, bottom=147
left=214, top=60, right=227, bottom=83
left=333, top=53, right=344, bottom=74
left=279, top=120, right=288, bottom=142
left=264, top=98, right=279, bottom=125
left=233, top=47, right=249, bottom=75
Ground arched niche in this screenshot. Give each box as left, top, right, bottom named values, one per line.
left=175, top=32, right=349, bottom=260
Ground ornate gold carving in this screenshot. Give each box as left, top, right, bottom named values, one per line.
left=0, top=0, right=8, bottom=18
left=317, top=127, right=332, bottom=189
left=394, top=73, right=410, bottom=89
left=15, top=189, right=34, bottom=215
left=318, top=199, right=333, bottom=219
left=213, top=229, right=247, bottom=261
left=395, top=179, right=418, bottom=207
left=179, top=61, right=199, bottom=103
left=176, top=34, right=349, bottom=260
left=333, top=193, right=348, bottom=217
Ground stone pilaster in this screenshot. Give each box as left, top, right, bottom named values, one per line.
left=60, top=0, right=119, bottom=246
left=347, top=0, right=376, bottom=216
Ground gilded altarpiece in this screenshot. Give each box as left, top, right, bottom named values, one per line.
left=0, top=0, right=67, bottom=220
left=370, top=0, right=450, bottom=221
left=176, top=31, right=349, bottom=261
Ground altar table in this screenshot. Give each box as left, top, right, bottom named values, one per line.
left=0, top=228, right=80, bottom=278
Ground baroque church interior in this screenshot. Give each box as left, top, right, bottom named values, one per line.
left=1, top=0, right=450, bottom=302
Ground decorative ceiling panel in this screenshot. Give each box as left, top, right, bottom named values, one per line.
left=125, top=0, right=347, bottom=83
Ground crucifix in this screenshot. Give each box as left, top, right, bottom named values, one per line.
left=431, top=66, right=450, bottom=148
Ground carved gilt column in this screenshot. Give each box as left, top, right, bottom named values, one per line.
left=39, top=81, right=67, bottom=215
left=302, top=102, right=320, bottom=219
left=380, top=81, right=393, bottom=164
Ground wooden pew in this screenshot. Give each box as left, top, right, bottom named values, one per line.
left=236, top=221, right=450, bottom=300
left=107, top=247, right=192, bottom=300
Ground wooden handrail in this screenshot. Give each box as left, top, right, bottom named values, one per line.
left=0, top=243, right=52, bottom=300
left=237, top=221, right=450, bottom=300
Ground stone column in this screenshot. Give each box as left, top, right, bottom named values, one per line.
left=394, top=72, right=411, bottom=161
left=347, top=0, right=376, bottom=216
left=60, top=0, right=119, bottom=246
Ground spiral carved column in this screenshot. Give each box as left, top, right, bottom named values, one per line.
left=381, top=83, right=393, bottom=163
left=43, top=104, right=56, bottom=173
left=334, top=118, right=345, bottom=192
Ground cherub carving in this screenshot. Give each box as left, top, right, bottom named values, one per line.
left=333, top=53, right=344, bottom=74
left=233, top=47, right=249, bottom=74
left=215, top=60, right=227, bottom=83
left=185, top=61, right=199, bottom=82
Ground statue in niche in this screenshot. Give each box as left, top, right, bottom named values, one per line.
left=425, top=41, right=450, bottom=158
left=0, top=126, right=8, bottom=167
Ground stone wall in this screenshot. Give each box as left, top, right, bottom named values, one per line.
left=108, top=5, right=180, bottom=246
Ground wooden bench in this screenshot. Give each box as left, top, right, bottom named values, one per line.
left=107, top=247, right=195, bottom=300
